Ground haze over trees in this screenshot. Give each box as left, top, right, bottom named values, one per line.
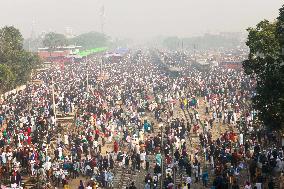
left=162, top=33, right=244, bottom=50
left=42, top=32, right=69, bottom=49
left=243, top=4, right=284, bottom=131
left=70, top=32, right=110, bottom=49
left=24, top=30, right=245, bottom=52
left=25, top=31, right=111, bottom=51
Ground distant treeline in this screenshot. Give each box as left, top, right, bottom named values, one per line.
left=162, top=33, right=245, bottom=50
left=24, top=31, right=113, bottom=52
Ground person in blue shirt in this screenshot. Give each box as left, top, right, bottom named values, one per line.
left=202, top=170, right=209, bottom=187
left=0, top=115, right=3, bottom=127
left=143, top=120, right=151, bottom=133
left=155, top=152, right=162, bottom=166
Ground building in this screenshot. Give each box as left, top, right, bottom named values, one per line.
left=219, top=61, right=243, bottom=69
left=38, top=45, right=82, bottom=63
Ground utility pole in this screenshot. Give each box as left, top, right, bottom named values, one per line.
left=100, top=5, right=105, bottom=34
left=29, top=19, right=36, bottom=52
left=159, top=123, right=164, bottom=189
left=193, top=44, right=197, bottom=63
left=52, top=77, right=56, bottom=126
left=86, top=56, right=89, bottom=90
left=87, top=72, right=89, bottom=91
left=100, top=57, right=103, bottom=76
left=100, top=56, right=105, bottom=88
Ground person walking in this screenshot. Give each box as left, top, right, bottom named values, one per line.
left=78, top=180, right=85, bottom=189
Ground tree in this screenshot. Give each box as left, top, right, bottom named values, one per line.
left=276, top=5, right=284, bottom=130
left=243, top=5, right=284, bottom=131
left=163, top=36, right=180, bottom=50
left=9, top=51, right=40, bottom=84
left=0, top=26, right=24, bottom=63
left=43, top=32, right=68, bottom=49
left=276, top=5, right=284, bottom=48
left=0, top=26, right=40, bottom=91
left=161, top=33, right=242, bottom=50
left=0, top=64, right=15, bottom=92
left=70, top=32, right=109, bottom=49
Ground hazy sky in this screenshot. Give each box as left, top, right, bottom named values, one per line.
left=0, top=0, right=283, bottom=39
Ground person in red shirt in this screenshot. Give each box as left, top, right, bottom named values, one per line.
left=166, top=155, right=172, bottom=165
left=27, top=127, right=31, bottom=135
left=27, top=136, right=31, bottom=145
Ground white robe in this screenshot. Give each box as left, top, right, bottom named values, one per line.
left=64, top=135, right=69, bottom=145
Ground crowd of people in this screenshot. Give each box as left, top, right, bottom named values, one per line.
left=0, top=49, right=283, bottom=189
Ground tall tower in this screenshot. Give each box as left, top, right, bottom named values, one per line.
left=30, top=20, right=36, bottom=40
left=28, top=20, right=36, bottom=51
left=100, top=5, right=105, bottom=34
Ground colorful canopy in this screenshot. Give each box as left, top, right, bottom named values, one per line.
left=76, top=47, right=108, bottom=57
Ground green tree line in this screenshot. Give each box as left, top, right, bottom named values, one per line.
left=24, top=31, right=112, bottom=51
left=161, top=32, right=243, bottom=50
